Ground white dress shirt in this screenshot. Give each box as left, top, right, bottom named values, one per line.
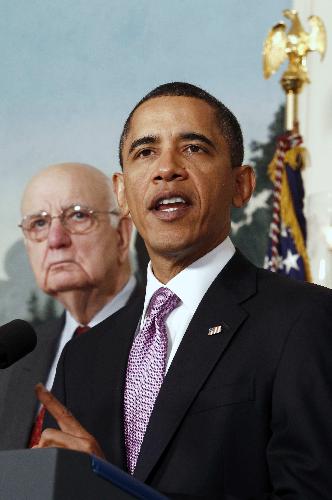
left=45, top=275, right=136, bottom=391
left=142, top=237, right=235, bottom=372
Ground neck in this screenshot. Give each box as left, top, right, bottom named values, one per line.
left=150, top=250, right=205, bottom=285
left=149, top=240, right=226, bottom=284
left=149, top=257, right=187, bottom=284
left=55, top=272, right=130, bottom=324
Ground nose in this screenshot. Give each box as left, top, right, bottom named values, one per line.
left=47, top=218, right=71, bottom=249
left=153, top=149, right=188, bottom=183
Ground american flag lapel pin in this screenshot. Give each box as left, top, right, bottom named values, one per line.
left=208, top=325, right=222, bottom=336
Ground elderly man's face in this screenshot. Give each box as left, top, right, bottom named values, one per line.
left=115, top=96, right=254, bottom=265
left=21, top=168, right=127, bottom=297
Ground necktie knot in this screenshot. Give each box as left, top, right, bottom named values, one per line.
left=74, top=325, right=90, bottom=336
left=146, top=287, right=181, bottom=323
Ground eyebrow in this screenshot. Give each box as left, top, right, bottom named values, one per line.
left=22, top=210, right=48, bottom=219
left=128, top=135, right=159, bottom=155
left=179, top=132, right=216, bottom=150
left=127, top=131, right=216, bottom=157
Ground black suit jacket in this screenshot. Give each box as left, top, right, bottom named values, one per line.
left=0, top=315, right=64, bottom=450
left=46, top=252, right=332, bottom=499
left=0, top=282, right=142, bottom=451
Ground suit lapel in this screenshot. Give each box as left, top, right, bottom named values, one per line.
left=0, top=315, right=64, bottom=449
left=90, top=295, right=144, bottom=469
left=134, top=251, right=257, bottom=481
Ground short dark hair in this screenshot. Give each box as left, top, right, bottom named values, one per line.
left=118, top=82, right=244, bottom=168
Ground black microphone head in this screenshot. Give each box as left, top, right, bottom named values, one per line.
left=0, top=319, right=37, bottom=369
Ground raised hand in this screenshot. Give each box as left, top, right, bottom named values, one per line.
left=33, top=383, right=105, bottom=458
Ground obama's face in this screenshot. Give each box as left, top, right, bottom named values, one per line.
left=115, top=96, right=254, bottom=268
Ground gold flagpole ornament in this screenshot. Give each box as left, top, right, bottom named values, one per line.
left=263, top=9, right=327, bottom=131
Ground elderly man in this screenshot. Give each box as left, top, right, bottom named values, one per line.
left=39, top=85, right=332, bottom=499
left=0, top=162, right=139, bottom=451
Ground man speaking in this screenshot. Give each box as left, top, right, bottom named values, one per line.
left=38, top=84, right=332, bottom=499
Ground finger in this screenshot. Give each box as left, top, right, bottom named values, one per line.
left=37, top=428, right=105, bottom=458
left=35, top=383, right=90, bottom=437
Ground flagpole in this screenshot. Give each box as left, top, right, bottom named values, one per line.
left=262, top=9, right=326, bottom=281
left=281, top=74, right=302, bottom=132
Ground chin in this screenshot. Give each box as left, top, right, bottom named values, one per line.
left=44, top=268, right=92, bottom=293
left=45, top=278, right=90, bottom=294
left=148, top=238, right=198, bottom=259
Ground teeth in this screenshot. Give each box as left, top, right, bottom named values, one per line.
left=159, top=197, right=185, bottom=205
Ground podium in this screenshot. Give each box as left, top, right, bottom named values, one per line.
left=0, top=448, right=167, bottom=499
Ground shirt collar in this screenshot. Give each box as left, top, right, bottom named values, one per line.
left=143, top=237, right=235, bottom=319
left=63, top=275, right=137, bottom=334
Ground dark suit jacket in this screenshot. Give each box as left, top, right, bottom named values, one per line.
left=0, top=282, right=142, bottom=451
left=0, top=315, right=64, bottom=450
left=46, top=252, right=332, bottom=499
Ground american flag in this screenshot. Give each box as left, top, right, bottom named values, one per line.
left=264, top=132, right=311, bottom=281
left=208, top=325, right=222, bottom=336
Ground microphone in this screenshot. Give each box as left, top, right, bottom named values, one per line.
left=0, top=319, right=37, bottom=369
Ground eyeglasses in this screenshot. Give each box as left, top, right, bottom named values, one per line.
left=19, top=204, right=119, bottom=242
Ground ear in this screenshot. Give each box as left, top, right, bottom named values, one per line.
left=113, top=173, right=130, bottom=216
left=115, top=216, right=133, bottom=265
left=232, top=165, right=256, bottom=208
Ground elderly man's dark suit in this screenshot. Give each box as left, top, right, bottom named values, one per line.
left=0, top=283, right=142, bottom=451
left=46, top=252, right=332, bottom=499
left=0, top=316, right=64, bottom=450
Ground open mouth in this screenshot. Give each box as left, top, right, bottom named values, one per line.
left=151, top=193, right=190, bottom=211
left=156, top=196, right=188, bottom=212
left=149, top=193, right=191, bottom=220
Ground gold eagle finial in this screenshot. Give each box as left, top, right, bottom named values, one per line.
left=263, top=9, right=327, bottom=81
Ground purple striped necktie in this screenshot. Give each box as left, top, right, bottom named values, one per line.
left=124, top=287, right=181, bottom=474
